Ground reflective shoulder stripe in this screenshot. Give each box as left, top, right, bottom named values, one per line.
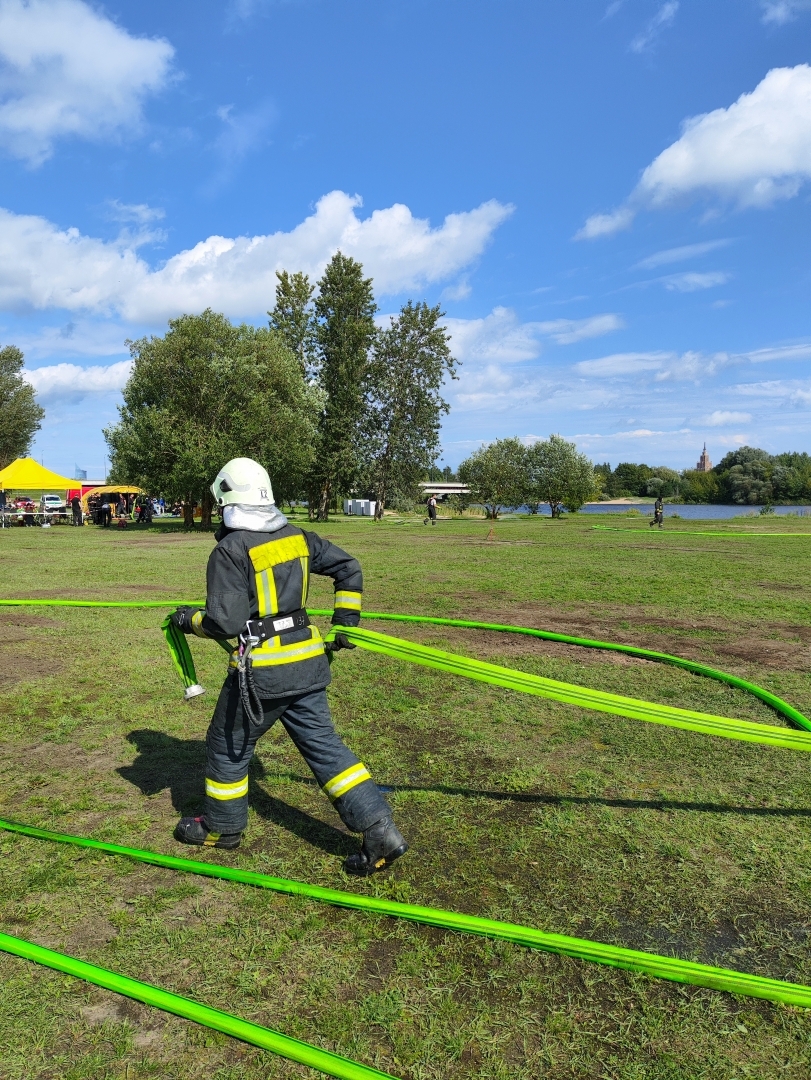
left=334, top=590, right=362, bottom=610
left=191, top=610, right=209, bottom=638
left=249, top=533, right=309, bottom=573
left=205, top=776, right=249, bottom=800
left=323, top=763, right=371, bottom=802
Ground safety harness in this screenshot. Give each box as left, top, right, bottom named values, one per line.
left=236, top=608, right=311, bottom=723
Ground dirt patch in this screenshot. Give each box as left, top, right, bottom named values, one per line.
left=712, top=638, right=811, bottom=669
left=0, top=610, right=60, bottom=629
left=66, top=914, right=118, bottom=951
left=0, top=641, right=63, bottom=688
left=395, top=602, right=811, bottom=673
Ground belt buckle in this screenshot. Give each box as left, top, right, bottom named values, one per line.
left=244, top=619, right=262, bottom=645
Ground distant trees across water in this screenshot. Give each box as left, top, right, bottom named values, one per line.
left=596, top=448, right=811, bottom=505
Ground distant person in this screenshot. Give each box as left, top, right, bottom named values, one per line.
left=424, top=495, right=438, bottom=526
left=70, top=495, right=82, bottom=526
left=100, top=497, right=111, bottom=527
left=650, top=495, right=664, bottom=529
left=158, top=497, right=165, bottom=515
left=136, top=499, right=153, bottom=524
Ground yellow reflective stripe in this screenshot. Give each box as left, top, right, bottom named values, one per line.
left=334, top=590, right=362, bottom=610
left=249, top=534, right=309, bottom=573
left=228, top=626, right=325, bottom=669
left=205, top=777, right=249, bottom=801
left=256, top=568, right=278, bottom=617
left=300, top=556, right=309, bottom=606
left=191, top=610, right=209, bottom=638
left=246, top=641, right=325, bottom=667
left=323, top=763, right=372, bottom=802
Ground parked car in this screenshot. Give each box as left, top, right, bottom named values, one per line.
left=40, top=494, right=65, bottom=512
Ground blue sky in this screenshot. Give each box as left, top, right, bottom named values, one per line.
left=1, top=0, right=810, bottom=477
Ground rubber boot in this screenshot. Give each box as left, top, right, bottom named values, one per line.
left=344, top=816, right=408, bottom=876
left=174, top=814, right=242, bottom=850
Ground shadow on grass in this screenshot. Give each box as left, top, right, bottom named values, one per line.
left=265, top=768, right=811, bottom=818
left=118, top=729, right=354, bottom=856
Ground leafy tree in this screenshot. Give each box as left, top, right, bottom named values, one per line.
left=605, top=461, right=652, bottom=497
left=0, top=345, right=44, bottom=469
left=680, top=469, right=721, bottom=503
left=268, top=270, right=318, bottom=375
left=426, top=463, right=457, bottom=481
left=309, top=253, right=377, bottom=520
left=105, top=310, right=318, bottom=527
left=526, top=434, right=598, bottom=517
left=458, top=438, right=528, bottom=519
left=363, top=301, right=456, bottom=520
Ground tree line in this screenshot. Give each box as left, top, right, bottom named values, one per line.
left=457, top=435, right=598, bottom=519
left=104, top=252, right=456, bottom=524
left=597, top=448, right=811, bottom=505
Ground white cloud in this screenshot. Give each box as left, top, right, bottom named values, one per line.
left=441, top=279, right=471, bottom=302
left=0, top=0, right=174, bottom=166
left=734, top=378, right=811, bottom=402
left=761, top=1, right=811, bottom=23
left=23, top=359, right=131, bottom=398
left=578, top=65, right=811, bottom=236
left=630, top=1, right=679, bottom=53
left=576, top=349, right=720, bottom=381
left=574, top=427, right=692, bottom=440
left=744, top=343, right=811, bottom=362
left=662, top=271, right=730, bottom=291
left=444, top=307, right=624, bottom=366
left=576, top=352, right=668, bottom=376
left=107, top=200, right=165, bottom=225
left=445, top=307, right=544, bottom=365
left=536, top=313, right=624, bottom=344
left=575, top=207, right=634, bottom=240
left=0, top=191, right=514, bottom=319
left=704, top=410, right=752, bottom=425
left=637, top=65, right=811, bottom=208
left=635, top=239, right=730, bottom=269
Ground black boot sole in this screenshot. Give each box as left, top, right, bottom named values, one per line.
left=173, top=825, right=241, bottom=850
left=344, top=842, right=408, bottom=877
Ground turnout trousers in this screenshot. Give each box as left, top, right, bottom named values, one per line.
left=204, top=673, right=390, bottom=835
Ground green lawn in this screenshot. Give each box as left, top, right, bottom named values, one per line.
left=2, top=511, right=811, bottom=1079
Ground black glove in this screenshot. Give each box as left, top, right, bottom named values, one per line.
left=331, top=609, right=360, bottom=628
left=325, top=632, right=356, bottom=653
left=170, top=606, right=201, bottom=634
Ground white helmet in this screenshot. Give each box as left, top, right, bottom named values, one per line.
left=211, top=458, right=274, bottom=508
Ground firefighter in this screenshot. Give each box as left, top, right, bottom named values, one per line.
left=650, top=495, right=664, bottom=528
left=170, top=457, right=407, bottom=876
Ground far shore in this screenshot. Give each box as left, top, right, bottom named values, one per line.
left=586, top=498, right=656, bottom=505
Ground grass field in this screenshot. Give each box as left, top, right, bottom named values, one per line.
left=2, top=511, right=811, bottom=1079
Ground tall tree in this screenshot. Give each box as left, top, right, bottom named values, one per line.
left=457, top=438, right=528, bottom=519
left=104, top=310, right=318, bottom=526
left=310, top=252, right=377, bottom=520
left=0, top=345, right=44, bottom=469
left=268, top=270, right=317, bottom=374
left=526, top=434, right=597, bottom=517
left=364, top=301, right=457, bottom=519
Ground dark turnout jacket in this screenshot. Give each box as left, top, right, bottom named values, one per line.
left=190, top=522, right=363, bottom=698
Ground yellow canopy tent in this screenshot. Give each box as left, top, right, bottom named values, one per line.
left=0, top=457, right=77, bottom=492
left=80, top=485, right=142, bottom=513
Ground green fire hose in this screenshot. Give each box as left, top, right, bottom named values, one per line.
left=4, top=595, right=811, bottom=1065
left=3, top=817, right=811, bottom=1011
left=592, top=525, right=811, bottom=537
left=0, top=926, right=397, bottom=1080
left=153, top=606, right=811, bottom=750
